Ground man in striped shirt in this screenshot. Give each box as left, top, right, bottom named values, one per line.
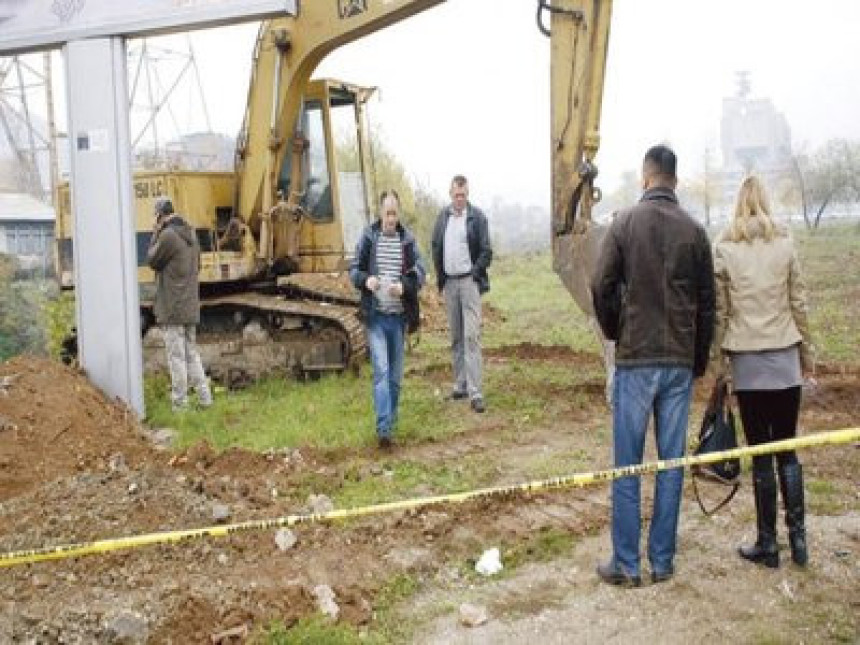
left=350, top=190, right=425, bottom=449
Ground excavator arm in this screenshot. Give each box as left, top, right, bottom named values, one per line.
left=541, top=0, right=612, bottom=315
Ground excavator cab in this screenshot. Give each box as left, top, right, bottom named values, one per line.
left=273, top=79, right=375, bottom=274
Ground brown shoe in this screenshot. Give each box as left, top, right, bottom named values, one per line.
left=378, top=436, right=393, bottom=450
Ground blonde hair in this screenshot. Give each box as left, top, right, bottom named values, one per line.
left=727, top=176, right=776, bottom=242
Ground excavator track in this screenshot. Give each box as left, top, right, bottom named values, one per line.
left=142, top=291, right=366, bottom=388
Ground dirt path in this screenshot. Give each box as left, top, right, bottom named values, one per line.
left=0, top=354, right=858, bottom=643
left=411, top=503, right=860, bottom=644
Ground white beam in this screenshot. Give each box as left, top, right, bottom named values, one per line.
left=65, top=37, right=143, bottom=417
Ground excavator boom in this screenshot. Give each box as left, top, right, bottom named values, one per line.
left=235, top=0, right=445, bottom=233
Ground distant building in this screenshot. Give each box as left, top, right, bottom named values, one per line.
left=167, top=132, right=235, bottom=171
left=0, top=192, right=55, bottom=275
left=134, top=132, right=235, bottom=171
left=722, top=112, right=791, bottom=177
left=715, top=73, right=795, bottom=222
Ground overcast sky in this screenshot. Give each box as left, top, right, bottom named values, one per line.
left=180, top=0, right=860, bottom=210
left=35, top=0, right=860, bottom=210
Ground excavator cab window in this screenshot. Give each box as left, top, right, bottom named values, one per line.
left=274, top=81, right=371, bottom=260
left=277, top=100, right=333, bottom=222
left=301, top=101, right=334, bottom=220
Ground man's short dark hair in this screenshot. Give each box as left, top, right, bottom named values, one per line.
left=154, top=197, right=174, bottom=217
left=451, top=174, right=468, bottom=189
left=643, top=145, right=677, bottom=180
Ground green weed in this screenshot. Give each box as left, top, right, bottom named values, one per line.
left=259, top=616, right=365, bottom=645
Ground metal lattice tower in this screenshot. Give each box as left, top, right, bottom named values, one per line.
left=128, top=36, right=213, bottom=170
left=0, top=53, right=60, bottom=202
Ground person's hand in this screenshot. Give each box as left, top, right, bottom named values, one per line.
left=365, top=276, right=380, bottom=291
left=152, top=216, right=165, bottom=235
left=388, top=282, right=403, bottom=297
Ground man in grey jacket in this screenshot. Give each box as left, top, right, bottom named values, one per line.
left=146, top=197, right=212, bottom=411
left=591, top=145, right=715, bottom=587
left=431, top=175, right=492, bottom=413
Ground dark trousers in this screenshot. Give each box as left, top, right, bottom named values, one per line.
left=735, top=386, right=802, bottom=475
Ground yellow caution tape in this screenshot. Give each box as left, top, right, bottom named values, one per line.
left=1, top=427, right=857, bottom=569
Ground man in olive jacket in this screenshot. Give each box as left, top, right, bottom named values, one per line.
left=591, top=145, right=715, bottom=587
left=146, top=197, right=212, bottom=410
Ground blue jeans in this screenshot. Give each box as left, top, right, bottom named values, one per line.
left=611, top=365, right=693, bottom=577
left=367, top=311, right=405, bottom=438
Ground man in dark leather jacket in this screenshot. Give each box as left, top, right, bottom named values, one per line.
left=591, top=145, right=715, bottom=587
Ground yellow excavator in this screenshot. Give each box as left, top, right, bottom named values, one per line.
left=54, top=0, right=611, bottom=385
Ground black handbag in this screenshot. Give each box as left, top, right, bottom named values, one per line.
left=691, top=376, right=741, bottom=515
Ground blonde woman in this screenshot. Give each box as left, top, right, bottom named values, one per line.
left=713, top=176, right=815, bottom=568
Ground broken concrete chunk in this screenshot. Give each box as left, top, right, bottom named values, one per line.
left=211, top=503, right=231, bottom=523
left=312, top=584, right=340, bottom=621
left=307, top=493, right=334, bottom=515
left=475, top=547, right=503, bottom=576
left=210, top=624, right=249, bottom=644
left=459, top=603, right=489, bottom=627
left=108, top=453, right=127, bottom=472
left=275, top=528, right=298, bottom=552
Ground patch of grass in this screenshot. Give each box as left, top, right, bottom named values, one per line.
left=331, top=457, right=498, bottom=509
left=484, top=253, right=598, bottom=352
left=806, top=478, right=846, bottom=515
left=259, top=616, right=364, bottom=645
left=454, top=526, right=578, bottom=585
left=523, top=449, right=593, bottom=480
left=484, top=358, right=601, bottom=429
left=794, top=223, right=860, bottom=364
left=144, top=367, right=468, bottom=453
left=502, top=526, right=577, bottom=569
left=786, top=592, right=859, bottom=644
left=368, top=573, right=423, bottom=643
left=747, top=632, right=787, bottom=645
left=257, top=574, right=428, bottom=644
left=375, top=572, right=421, bottom=611
left=807, top=478, right=836, bottom=495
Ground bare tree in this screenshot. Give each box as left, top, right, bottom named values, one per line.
left=794, top=138, right=860, bottom=229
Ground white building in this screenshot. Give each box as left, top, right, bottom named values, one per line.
left=0, top=192, right=55, bottom=275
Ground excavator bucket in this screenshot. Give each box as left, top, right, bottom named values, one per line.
left=552, top=222, right=607, bottom=317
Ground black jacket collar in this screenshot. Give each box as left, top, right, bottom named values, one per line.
left=640, top=187, right=678, bottom=204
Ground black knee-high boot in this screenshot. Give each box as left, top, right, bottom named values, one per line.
left=779, top=462, right=808, bottom=566
left=739, top=469, right=779, bottom=568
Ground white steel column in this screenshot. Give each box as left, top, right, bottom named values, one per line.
left=65, top=38, right=144, bottom=417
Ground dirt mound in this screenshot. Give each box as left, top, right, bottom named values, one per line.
left=0, top=355, right=152, bottom=501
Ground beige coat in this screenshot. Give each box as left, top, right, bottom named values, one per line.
left=713, top=221, right=815, bottom=371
